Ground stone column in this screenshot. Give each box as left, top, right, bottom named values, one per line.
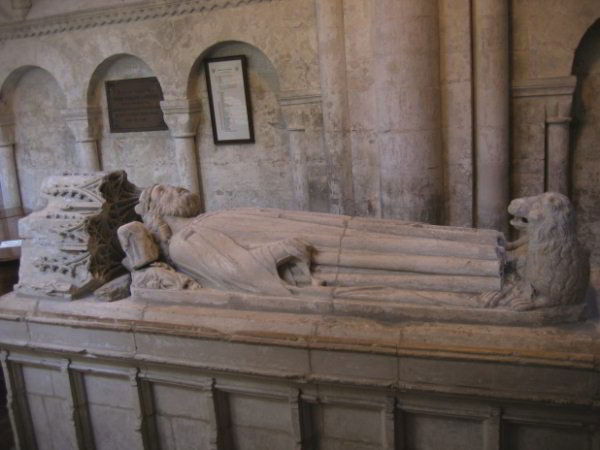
left=0, top=118, right=22, bottom=212
left=282, top=106, right=310, bottom=211
left=373, top=0, right=443, bottom=223
left=545, top=102, right=572, bottom=196
left=472, top=0, right=510, bottom=232
left=160, top=99, right=201, bottom=194
left=315, top=0, right=355, bottom=215
left=63, top=108, right=101, bottom=172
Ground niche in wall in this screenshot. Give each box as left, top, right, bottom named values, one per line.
left=7, top=67, right=75, bottom=212
left=190, top=41, right=296, bottom=212
left=88, top=54, right=177, bottom=188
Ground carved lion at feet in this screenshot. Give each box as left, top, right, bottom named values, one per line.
left=483, top=192, right=590, bottom=311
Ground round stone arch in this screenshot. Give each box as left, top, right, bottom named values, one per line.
left=186, top=40, right=281, bottom=101
left=0, top=64, right=64, bottom=111
left=85, top=53, right=179, bottom=189
left=184, top=41, right=311, bottom=213
left=570, top=17, right=600, bottom=269
left=86, top=53, right=168, bottom=110
left=0, top=40, right=76, bottom=107
left=0, top=65, right=74, bottom=212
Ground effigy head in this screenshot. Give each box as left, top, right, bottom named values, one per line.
left=135, top=184, right=202, bottom=219
left=508, top=192, right=575, bottom=236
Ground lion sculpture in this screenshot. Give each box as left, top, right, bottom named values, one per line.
left=483, top=192, right=590, bottom=311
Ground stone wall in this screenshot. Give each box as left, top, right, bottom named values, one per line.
left=91, top=55, right=178, bottom=189
left=12, top=68, right=75, bottom=212
left=0, top=0, right=599, bottom=263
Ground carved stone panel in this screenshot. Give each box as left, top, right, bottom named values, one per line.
left=16, top=171, right=140, bottom=300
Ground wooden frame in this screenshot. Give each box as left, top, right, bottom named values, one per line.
left=204, top=55, right=255, bottom=144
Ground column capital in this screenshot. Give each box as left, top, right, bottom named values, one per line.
left=545, top=98, right=573, bottom=122
left=160, top=99, right=202, bottom=138
left=62, top=107, right=101, bottom=143
left=281, top=105, right=307, bottom=132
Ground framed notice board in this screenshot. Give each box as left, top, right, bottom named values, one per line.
left=105, top=77, right=168, bottom=133
left=204, top=55, right=255, bottom=144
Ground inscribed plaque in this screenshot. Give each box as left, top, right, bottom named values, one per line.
left=204, top=55, right=255, bottom=144
left=106, top=77, right=168, bottom=133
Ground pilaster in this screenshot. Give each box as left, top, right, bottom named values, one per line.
left=160, top=99, right=202, bottom=195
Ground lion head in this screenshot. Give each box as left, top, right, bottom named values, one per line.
left=508, top=192, right=575, bottom=243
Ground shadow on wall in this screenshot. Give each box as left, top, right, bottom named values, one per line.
left=572, top=18, right=600, bottom=267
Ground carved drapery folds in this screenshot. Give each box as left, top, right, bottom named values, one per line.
left=160, top=99, right=202, bottom=195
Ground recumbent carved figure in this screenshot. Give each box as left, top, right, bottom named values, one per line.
left=118, top=183, right=589, bottom=318
left=15, top=172, right=589, bottom=324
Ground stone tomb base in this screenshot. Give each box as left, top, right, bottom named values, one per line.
left=1, top=292, right=599, bottom=450
left=132, top=287, right=588, bottom=327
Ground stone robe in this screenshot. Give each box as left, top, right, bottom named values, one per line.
left=166, top=208, right=504, bottom=306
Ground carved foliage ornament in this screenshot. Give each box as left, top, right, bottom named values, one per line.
left=16, top=171, right=140, bottom=299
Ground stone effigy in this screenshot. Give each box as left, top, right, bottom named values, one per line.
left=15, top=172, right=591, bottom=325
left=124, top=183, right=589, bottom=325
left=128, top=184, right=503, bottom=302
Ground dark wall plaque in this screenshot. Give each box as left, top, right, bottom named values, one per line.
left=105, top=77, right=168, bottom=133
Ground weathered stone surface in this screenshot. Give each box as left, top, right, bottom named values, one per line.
left=481, top=192, right=590, bottom=311
left=118, top=221, right=158, bottom=270
left=0, top=0, right=598, bottom=297
left=8, top=171, right=593, bottom=327
left=94, top=273, right=131, bottom=302
left=132, top=183, right=502, bottom=300
left=16, top=171, right=139, bottom=299
left=123, top=181, right=589, bottom=325
left=2, top=290, right=600, bottom=450
left=404, top=414, right=482, bottom=450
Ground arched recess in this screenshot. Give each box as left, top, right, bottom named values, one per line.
left=188, top=41, right=303, bottom=212
left=87, top=54, right=177, bottom=188
left=0, top=66, right=75, bottom=212
left=571, top=18, right=600, bottom=268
